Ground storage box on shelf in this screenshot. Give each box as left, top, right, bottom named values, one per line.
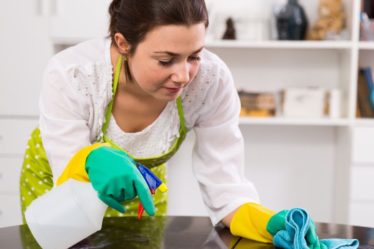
left=207, top=40, right=354, bottom=127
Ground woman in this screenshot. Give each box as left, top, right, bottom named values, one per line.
left=19, top=0, right=317, bottom=244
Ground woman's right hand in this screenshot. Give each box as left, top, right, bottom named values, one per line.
left=85, top=146, right=155, bottom=215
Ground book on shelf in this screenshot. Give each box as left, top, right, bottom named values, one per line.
left=357, top=68, right=374, bottom=118
left=362, top=67, right=374, bottom=109
left=238, top=90, right=278, bottom=117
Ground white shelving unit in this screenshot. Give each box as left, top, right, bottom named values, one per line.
left=197, top=0, right=374, bottom=228
left=1, top=0, right=374, bottom=228
left=238, top=117, right=350, bottom=126
left=207, top=40, right=354, bottom=50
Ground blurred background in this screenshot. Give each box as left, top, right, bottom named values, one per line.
left=1, top=0, right=374, bottom=229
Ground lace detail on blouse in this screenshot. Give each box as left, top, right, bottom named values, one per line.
left=69, top=63, right=113, bottom=141
left=106, top=100, right=180, bottom=158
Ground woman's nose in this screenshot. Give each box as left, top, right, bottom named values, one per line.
left=171, top=62, right=190, bottom=85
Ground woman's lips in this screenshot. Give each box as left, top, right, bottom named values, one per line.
left=164, top=87, right=181, bottom=94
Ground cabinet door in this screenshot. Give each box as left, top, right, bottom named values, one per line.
left=352, top=127, right=374, bottom=164
left=0, top=157, right=23, bottom=194
left=349, top=202, right=374, bottom=227
left=350, top=166, right=374, bottom=201
left=0, top=1, right=53, bottom=116
left=0, top=119, right=38, bottom=155
left=0, top=194, right=22, bottom=227
left=50, top=0, right=112, bottom=42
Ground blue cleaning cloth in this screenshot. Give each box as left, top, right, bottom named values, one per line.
left=272, top=208, right=359, bottom=249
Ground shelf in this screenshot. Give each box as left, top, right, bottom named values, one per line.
left=358, top=42, right=374, bottom=50
left=206, top=40, right=353, bottom=50
left=239, top=117, right=350, bottom=126
left=354, top=118, right=374, bottom=126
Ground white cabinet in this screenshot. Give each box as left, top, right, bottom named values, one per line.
left=49, top=0, right=112, bottom=44
left=0, top=119, right=37, bottom=227
left=0, top=0, right=50, bottom=227
left=0, top=1, right=53, bottom=116
left=0, top=158, right=23, bottom=194
left=349, top=126, right=374, bottom=227
left=0, top=158, right=23, bottom=227
left=0, top=195, right=22, bottom=228
left=0, top=119, right=38, bottom=155
left=0, top=118, right=38, bottom=227
left=352, top=127, right=374, bottom=164
left=349, top=203, right=374, bottom=228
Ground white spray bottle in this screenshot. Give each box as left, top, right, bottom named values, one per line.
left=25, top=179, right=107, bottom=249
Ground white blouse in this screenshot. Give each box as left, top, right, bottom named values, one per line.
left=39, top=38, right=260, bottom=225
left=106, top=99, right=180, bottom=158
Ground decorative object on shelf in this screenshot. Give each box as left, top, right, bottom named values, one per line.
left=238, top=90, right=278, bottom=117
left=222, top=17, right=236, bottom=40
left=308, top=0, right=346, bottom=40
left=363, top=0, right=374, bottom=19
left=357, top=68, right=374, bottom=118
left=360, top=12, right=374, bottom=41
left=282, top=87, right=326, bottom=118
left=205, top=0, right=271, bottom=42
left=275, top=0, right=308, bottom=40
left=327, top=89, right=342, bottom=118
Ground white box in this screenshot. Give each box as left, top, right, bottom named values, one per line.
left=282, top=88, right=326, bottom=118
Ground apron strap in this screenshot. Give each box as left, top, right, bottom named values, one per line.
left=101, top=56, right=123, bottom=137
left=176, top=97, right=186, bottom=136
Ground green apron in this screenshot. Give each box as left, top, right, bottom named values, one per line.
left=20, top=56, right=188, bottom=221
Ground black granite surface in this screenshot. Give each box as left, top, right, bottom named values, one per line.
left=1, top=216, right=374, bottom=249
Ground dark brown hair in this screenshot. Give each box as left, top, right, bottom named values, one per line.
left=108, top=0, right=209, bottom=54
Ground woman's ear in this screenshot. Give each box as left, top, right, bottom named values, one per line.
left=114, top=32, right=130, bottom=54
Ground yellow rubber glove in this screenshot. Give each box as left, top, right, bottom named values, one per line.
left=56, top=143, right=110, bottom=186
left=230, top=202, right=276, bottom=243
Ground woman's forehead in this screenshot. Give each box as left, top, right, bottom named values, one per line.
left=139, top=23, right=206, bottom=54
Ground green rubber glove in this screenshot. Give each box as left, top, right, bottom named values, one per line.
left=266, top=209, right=320, bottom=248
left=85, top=146, right=155, bottom=215
left=266, top=209, right=288, bottom=235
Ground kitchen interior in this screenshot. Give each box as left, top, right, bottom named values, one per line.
left=1, top=0, right=374, bottom=232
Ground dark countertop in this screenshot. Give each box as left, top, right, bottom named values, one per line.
left=1, top=216, right=374, bottom=249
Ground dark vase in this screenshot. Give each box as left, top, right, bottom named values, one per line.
left=276, top=0, right=308, bottom=40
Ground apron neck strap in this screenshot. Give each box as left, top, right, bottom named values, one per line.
left=101, top=56, right=123, bottom=137
left=176, top=97, right=186, bottom=134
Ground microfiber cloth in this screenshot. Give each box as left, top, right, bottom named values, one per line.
left=271, top=208, right=359, bottom=249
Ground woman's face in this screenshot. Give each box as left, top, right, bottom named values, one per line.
left=127, top=23, right=206, bottom=101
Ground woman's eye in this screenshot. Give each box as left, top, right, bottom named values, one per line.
left=189, top=56, right=201, bottom=62
left=158, top=60, right=173, bottom=66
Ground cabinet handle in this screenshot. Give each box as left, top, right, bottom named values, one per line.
left=36, top=0, right=44, bottom=16
left=36, top=0, right=57, bottom=16
left=0, top=135, right=3, bottom=141
left=49, top=0, right=58, bottom=16
left=0, top=173, right=2, bottom=180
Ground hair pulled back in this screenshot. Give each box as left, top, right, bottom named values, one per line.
left=108, top=0, right=209, bottom=54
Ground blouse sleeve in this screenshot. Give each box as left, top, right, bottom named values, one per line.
left=39, top=58, right=93, bottom=183
left=191, top=57, right=260, bottom=226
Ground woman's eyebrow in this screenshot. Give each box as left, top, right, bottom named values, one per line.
left=153, top=46, right=204, bottom=56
